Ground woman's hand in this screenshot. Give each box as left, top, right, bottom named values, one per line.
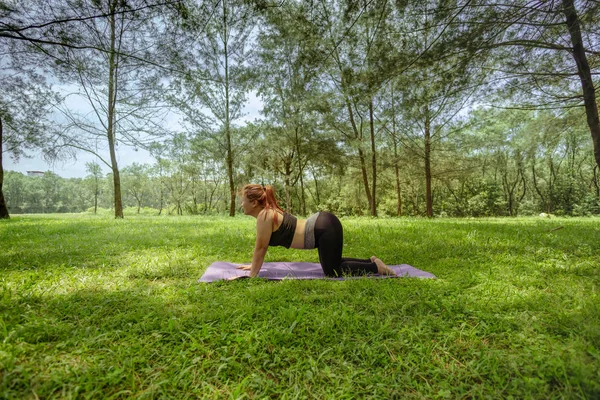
left=236, top=265, right=252, bottom=271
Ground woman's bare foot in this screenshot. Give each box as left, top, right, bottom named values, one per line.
left=371, top=256, right=396, bottom=276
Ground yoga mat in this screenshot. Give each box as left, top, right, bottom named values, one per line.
left=198, top=261, right=436, bottom=282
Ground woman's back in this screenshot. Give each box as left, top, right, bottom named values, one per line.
left=260, top=209, right=306, bottom=249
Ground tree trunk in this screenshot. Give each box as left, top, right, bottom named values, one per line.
left=394, top=155, right=402, bottom=216
left=209, top=180, right=218, bottom=212
left=94, top=178, right=98, bottom=214
left=369, top=98, right=377, bottom=217
left=531, top=161, right=546, bottom=211
left=346, top=100, right=373, bottom=211
left=203, top=178, right=208, bottom=214
left=562, top=0, right=600, bottom=170
left=413, top=190, right=419, bottom=216
left=111, top=167, right=123, bottom=217
left=0, top=117, right=9, bottom=219
left=518, top=173, right=527, bottom=204
left=357, top=148, right=372, bottom=212
left=299, top=171, right=306, bottom=215
left=311, top=166, right=321, bottom=206
left=224, top=0, right=236, bottom=217
left=226, top=136, right=235, bottom=217
left=295, top=127, right=306, bottom=215
left=593, top=165, right=599, bottom=198
left=284, top=159, right=292, bottom=212
left=107, top=4, right=123, bottom=219
left=192, top=180, right=199, bottom=214
left=547, top=158, right=555, bottom=213
left=158, top=178, right=164, bottom=216
left=391, top=88, right=402, bottom=216
left=507, top=174, right=518, bottom=216
left=424, top=113, right=433, bottom=218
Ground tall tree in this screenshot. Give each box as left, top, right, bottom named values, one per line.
left=561, top=0, right=600, bottom=170
left=314, top=0, right=397, bottom=216
left=0, top=117, right=6, bottom=219
left=169, top=0, right=256, bottom=216
left=161, top=134, right=193, bottom=215
left=121, top=163, right=151, bottom=213
left=46, top=0, right=174, bottom=218
left=381, top=83, right=403, bottom=216
left=0, top=54, right=57, bottom=218
left=1, top=0, right=181, bottom=218
left=148, top=142, right=169, bottom=215
left=473, top=1, right=600, bottom=169
left=389, top=0, right=483, bottom=217
left=256, top=0, right=328, bottom=214
left=85, top=161, right=103, bottom=214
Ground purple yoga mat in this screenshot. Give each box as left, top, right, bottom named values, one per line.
left=198, top=261, right=436, bottom=282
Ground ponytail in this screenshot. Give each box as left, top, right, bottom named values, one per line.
left=241, top=184, right=284, bottom=225
left=263, top=185, right=284, bottom=215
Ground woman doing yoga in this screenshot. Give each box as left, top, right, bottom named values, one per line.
left=237, top=184, right=396, bottom=278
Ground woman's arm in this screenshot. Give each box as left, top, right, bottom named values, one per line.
left=248, top=210, right=272, bottom=278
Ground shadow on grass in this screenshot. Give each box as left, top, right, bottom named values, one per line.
left=1, top=268, right=600, bottom=398
left=1, top=217, right=253, bottom=273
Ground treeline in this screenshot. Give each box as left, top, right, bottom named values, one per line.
left=2, top=169, right=232, bottom=215
left=5, top=108, right=599, bottom=217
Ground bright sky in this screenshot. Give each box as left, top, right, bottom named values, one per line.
left=4, top=91, right=263, bottom=179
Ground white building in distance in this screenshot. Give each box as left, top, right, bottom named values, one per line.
left=26, top=171, right=45, bottom=177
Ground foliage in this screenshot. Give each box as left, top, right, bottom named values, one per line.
left=166, top=0, right=257, bottom=216
left=2, top=0, right=600, bottom=218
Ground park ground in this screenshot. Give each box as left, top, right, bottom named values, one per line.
left=1, top=214, right=599, bottom=399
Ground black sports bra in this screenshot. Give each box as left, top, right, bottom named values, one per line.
left=268, top=212, right=297, bottom=248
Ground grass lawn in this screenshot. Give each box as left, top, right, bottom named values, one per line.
left=1, top=214, right=599, bottom=399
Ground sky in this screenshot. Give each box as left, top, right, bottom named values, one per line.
left=4, top=91, right=264, bottom=179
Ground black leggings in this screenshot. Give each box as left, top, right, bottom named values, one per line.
left=314, top=212, right=378, bottom=277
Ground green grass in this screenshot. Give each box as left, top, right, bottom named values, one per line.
left=1, top=214, right=599, bottom=399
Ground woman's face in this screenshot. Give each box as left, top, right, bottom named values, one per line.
left=240, top=194, right=256, bottom=215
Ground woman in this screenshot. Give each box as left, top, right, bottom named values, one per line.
left=237, top=184, right=396, bottom=278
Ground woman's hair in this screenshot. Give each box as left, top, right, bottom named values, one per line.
left=241, top=184, right=284, bottom=223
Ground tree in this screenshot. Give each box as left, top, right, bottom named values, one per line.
left=85, top=162, right=103, bottom=214
left=121, top=163, right=151, bottom=213
left=465, top=108, right=531, bottom=216
left=189, top=134, right=227, bottom=214
left=0, top=117, right=6, bottom=219
left=255, top=0, right=329, bottom=214
left=561, top=0, right=600, bottom=171
left=45, top=0, right=175, bottom=218
left=160, top=133, right=194, bottom=215
left=314, top=0, right=397, bottom=216
left=148, top=142, right=169, bottom=215
left=379, top=83, right=403, bottom=216
left=386, top=0, right=483, bottom=217
left=169, top=0, right=256, bottom=216
left=2, top=171, right=22, bottom=213
left=0, top=53, right=57, bottom=218
left=1, top=0, right=183, bottom=219
left=1, top=0, right=182, bottom=57
left=472, top=1, right=600, bottom=169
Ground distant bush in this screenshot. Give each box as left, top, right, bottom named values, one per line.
left=122, top=206, right=161, bottom=216
left=517, top=200, right=539, bottom=216
left=573, top=194, right=600, bottom=216
left=380, top=197, right=401, bottom=217
left=84, top=207, right=114, bottom=215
